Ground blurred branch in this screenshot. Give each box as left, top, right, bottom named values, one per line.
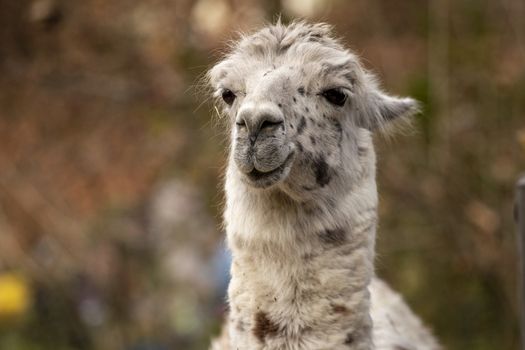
left=517, top=176, right=525, bottom=350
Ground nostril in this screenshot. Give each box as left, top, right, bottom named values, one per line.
left=260, top=119, right=284, bottom=130
left=236, top=119, right=246, bottom=127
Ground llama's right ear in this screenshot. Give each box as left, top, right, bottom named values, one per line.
left=207, top=63, right=225, bottom=89
left=357, top=89, right=420, bottom=131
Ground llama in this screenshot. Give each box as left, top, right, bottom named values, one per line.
left=207, top=21, right=440, bottom=350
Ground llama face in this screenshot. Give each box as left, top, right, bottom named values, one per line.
left=228, top=66, right=296, bottom=189
left=209, top=22, right=418, bottom=197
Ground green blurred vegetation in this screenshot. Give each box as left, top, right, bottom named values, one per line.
left=0, top=0, right=524, bottom=349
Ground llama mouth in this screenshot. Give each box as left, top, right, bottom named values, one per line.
left=244, top=151, right=295, bottom=188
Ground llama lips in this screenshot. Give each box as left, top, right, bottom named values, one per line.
left=243, top=151, right=295, bottom=188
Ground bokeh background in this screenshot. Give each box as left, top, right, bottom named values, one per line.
left=0, top=0, right=524, bottom=349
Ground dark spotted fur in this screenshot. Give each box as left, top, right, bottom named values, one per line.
left=319, top=228, right=346, bottom=245
left=313, top=157, right=331, bottom=187
left=253, top=311, right=280, bottom=343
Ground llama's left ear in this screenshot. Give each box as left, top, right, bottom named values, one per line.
left=357, top=89, right=420, bottom=131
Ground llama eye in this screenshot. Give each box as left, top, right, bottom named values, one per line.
left=221, top=89, right=236, bottom=105
left=321, top=88, right=347, bottom=107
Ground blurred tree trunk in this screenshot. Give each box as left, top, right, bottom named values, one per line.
left=428, top=0, right=450, bottom=155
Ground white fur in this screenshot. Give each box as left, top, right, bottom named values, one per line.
left=208, top=21, right=440, bottom=350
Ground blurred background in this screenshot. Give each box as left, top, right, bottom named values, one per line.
left=0, top=0, right=524, bottom=349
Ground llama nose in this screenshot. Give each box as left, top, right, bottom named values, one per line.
left=236, top=109, right=284, bottom=144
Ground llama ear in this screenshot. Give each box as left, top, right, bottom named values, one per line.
left=357, top=90, right=420, bottom=131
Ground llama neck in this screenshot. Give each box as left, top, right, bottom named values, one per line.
left=224, top=169, right=378, bottom=350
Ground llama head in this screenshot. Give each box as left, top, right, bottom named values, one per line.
left=209, top=22, right=419, bottom=200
